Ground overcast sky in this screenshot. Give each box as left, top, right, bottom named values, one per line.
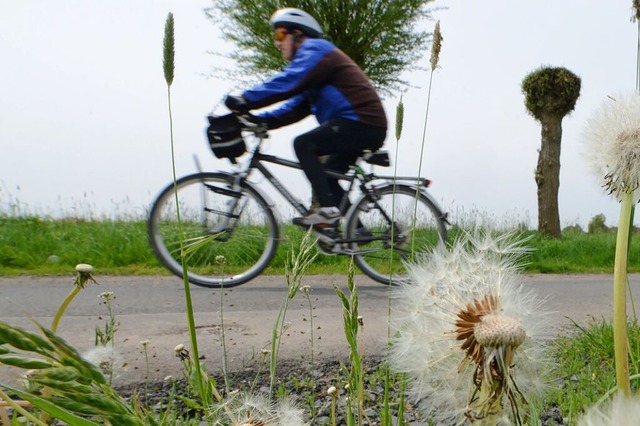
left=1, top=0, right=638, bottom=228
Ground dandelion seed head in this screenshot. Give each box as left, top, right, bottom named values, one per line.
left=474, top=314, right=526, bottom=348
left=579, top=394, right=640, bottom=426
left=83, top=346, right=124, bottom=380
left=583, top=92, right=640, bottom=202
left=224, top=393, right=307, bottom=426
left=389, top=229, right=551, bottom=425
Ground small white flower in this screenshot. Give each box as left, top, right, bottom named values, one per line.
left=140, top=339, right=150, bottom=347
left=583, top=92, right=640, bottom=202
left=327, top=386, right=337, bottom=396
left=99, top=291, right=114, bottom=301
left=389, top=229, right=552, bottom=425
left=579, top=394, right=640, bottom=426
left=174, top=344, right=184, bottom=353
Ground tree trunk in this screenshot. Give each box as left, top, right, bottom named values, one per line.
left=535, top=115, right=562, bottom=238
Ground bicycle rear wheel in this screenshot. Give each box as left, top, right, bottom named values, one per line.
left=345, top=183, right=447, bottom=285
left=148, top=172, right=278, bottom=288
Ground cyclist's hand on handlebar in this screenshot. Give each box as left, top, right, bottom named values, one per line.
left=224, top=95, right=249, bottom=114
left=238, top=113, right=268, bottom=131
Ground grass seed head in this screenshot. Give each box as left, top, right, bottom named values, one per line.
left=163, top=12, right=175, bottom=87
left=430, top=20, right=443, bottom=70
left=395, top=96, right=404, bottom=142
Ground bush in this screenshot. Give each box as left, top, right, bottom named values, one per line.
left=588, top=214, right=609, bottom=234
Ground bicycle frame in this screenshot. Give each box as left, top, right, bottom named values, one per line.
left=226, top=130, right=433, bottom=221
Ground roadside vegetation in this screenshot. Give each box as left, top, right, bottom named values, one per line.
left=1, top=212, right=639, bottom=276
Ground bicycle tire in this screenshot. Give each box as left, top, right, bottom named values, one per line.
left=344, top=183, right=447, bottom=285
left=148, top=172, right=278, bottom=288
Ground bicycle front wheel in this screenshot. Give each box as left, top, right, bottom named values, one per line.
left=345, top=183, right=447, bottom=285
left=148, top=172, right=278, bottom=288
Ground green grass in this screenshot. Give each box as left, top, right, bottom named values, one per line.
left=542, top=318, right=640, bottom=423
left=1, top=216, right=638, bottom=276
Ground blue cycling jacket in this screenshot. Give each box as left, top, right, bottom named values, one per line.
left=242, top=38, right=387, bottom=130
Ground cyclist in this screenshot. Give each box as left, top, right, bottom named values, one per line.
left=225, top=7, right=388, bottom=227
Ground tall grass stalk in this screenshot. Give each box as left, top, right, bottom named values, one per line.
left=411, top=20, right=442, bottom=255
left=162, top=12, right=207, bottom=407
left=269, top=229, right=317, bottom=397
left=216, top=255, right=231, bottom=394
left=378, top=96, right=405, bottom=426
left=334, top=259, right=365, bottom=425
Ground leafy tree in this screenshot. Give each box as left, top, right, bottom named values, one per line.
left=206, top=0, right=436, bottom=95
left=522, top=66, right=581, bottom=238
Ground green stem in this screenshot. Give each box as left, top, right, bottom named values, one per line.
left=412, top=69, right=435, bottom=257
left=167, top=85, right=206, bottom=405
left=613, top=192, right=633, bottom=396
left=0, top=388, right=46, bottom=426
left=51, top=286, right=81, bottom=333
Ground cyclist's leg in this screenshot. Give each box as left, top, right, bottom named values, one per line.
left=324, top=153, right=358, bottom=213
left=293, top=119, right=386, bottom=210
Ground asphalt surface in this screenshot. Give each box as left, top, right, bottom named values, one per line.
left=1, top=273, right=639, bottom=387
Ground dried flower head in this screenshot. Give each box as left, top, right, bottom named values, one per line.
left=174, top=343, right=190, bottom=361
left=389, top=230, right=551, bottom=425
left=583, top=93, right=640, bottom=202
left=430, top=20, right=443, bottom=70
left=579, top=394, right=640, bottom=426
left=75, top=263, right=97, bottom=288
left=633, top=0, right=640, bottom=22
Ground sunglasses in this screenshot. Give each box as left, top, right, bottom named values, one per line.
left=274, top=28, right=289, bottom=42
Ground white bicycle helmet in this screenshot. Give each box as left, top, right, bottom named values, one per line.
left=270, top=8, right=323, bottom=38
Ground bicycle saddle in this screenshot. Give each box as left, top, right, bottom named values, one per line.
left=362, top=151, right=390, bottom=167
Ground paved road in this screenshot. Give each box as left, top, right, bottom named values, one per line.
left=1, top=273, right=639, bottom=387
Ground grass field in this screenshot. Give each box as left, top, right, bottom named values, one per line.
left=0, top=214, right=638, bottom=276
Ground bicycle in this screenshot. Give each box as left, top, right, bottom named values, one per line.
left=148, top=114, right=449, bottom=288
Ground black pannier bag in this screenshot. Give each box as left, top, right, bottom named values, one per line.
left=206, top=114, right=246, bottom=160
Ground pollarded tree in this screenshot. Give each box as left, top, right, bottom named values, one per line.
left=522, top=66, right=581, bottom=238
left=206, top=0, right=435, bottom=95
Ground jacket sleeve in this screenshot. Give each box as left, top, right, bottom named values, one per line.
left=255, top=93, right=311, bottom=130
left=242, top=42, right=327, bottom=110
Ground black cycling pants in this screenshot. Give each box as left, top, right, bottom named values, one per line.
left=293, top=119, right=386, bottom=210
